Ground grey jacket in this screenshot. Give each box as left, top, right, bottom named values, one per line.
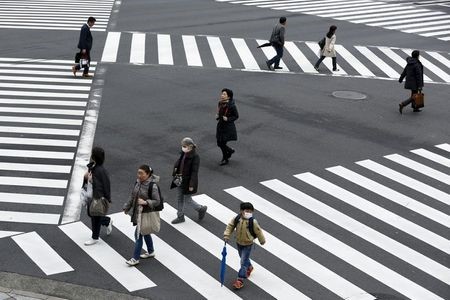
left=269, top=23, right=286, bottom=46
left=123, top=175, right=161, bottom=225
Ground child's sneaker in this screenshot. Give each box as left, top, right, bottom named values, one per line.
left=246, top=265, right=254, bottom=278
left=126, top=258, right=139, bottom=266
left=140, top=251, right=155, bottom=259
left=232, top=279, right=244, bottom=290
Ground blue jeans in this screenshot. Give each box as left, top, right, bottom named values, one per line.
left=133, top=228, right=154, bottom=260
left=268, top=45, right=284, bottom=68
left=237, top=244, right=253, bottom=280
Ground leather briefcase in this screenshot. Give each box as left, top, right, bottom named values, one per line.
left=412, top=92, right=424, bottom=109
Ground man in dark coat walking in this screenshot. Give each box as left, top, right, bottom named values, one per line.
left=266, top=17, right=287, bottom=70
left=398, top=50, right=424, bottom=114
left=72, top=16, right=96, bottom=78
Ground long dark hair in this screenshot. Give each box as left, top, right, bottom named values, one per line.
left=326, top=25, right=337, bottom=38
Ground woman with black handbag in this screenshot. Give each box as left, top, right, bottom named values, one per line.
left=314, top=25, right=339, bottom=72
left=84, top=147, right=112, bottom=246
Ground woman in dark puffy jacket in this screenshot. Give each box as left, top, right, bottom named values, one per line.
left=398, top=50, right=424, bottom=114
left=216, top=88, right=239, bottom=166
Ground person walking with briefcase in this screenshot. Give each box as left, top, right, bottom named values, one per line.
left=398, top=50, right=424, bottom=114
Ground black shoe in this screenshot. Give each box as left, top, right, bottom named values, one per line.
left=219, top=159, right=229, bottom=166
left=227, top=148, right=235, bottom=159
left=198, top=206, right=207, bottom=221
left=399, top=104, right=403, bottom=114
left=332, top=68, right=340, bottom=72
left=314, top=66, right=319, bottom=71
left=171, top=216, right=185, bottom=224
left=266, top=60, right=272, bottom=70
left=274, top=66, right=283, bottom=70
left=413, top=109, right=421, bottom=112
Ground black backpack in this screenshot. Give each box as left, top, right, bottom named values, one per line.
left=233, top=214, right=257, bottom=239
left=148, top=182, right=164, bottom=211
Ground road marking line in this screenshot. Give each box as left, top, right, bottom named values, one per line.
left=305, top=42, right=346, bottom=75
left=334, top=45, right=375, bottom=76
left=182, top=35, right=203, bottom=67
left=435, top=143, right=450, bottom=152
left=0, top=211, right=60, bottom=224
left=207, top=36, right=232, bottom=68
left=284, top=41, right=318, bottom=73
left=365, top=12, right=446, bottom=25
left=337, top=7, right=419, bottom=21
left=0, top=82, right=91, bottom=91
left=0, top=126, right=79, bottom=136
left=0, top=137, right=77, bottom=147
left=386, top=19, right=450, bottom=30
left=0, top=116, right=82, bottom=126
left=0, top=63, right=96, bottom=70
left=231, top=38, right=260, bottom=70
left=266, top=0, right=375, bottom=10
left=320, top=5, right=411, bottom=18
left=12, top=232, right=73, bottom=275
left=0, top=98, right=86, bottom=107
left=411, top=149, right=450, bottom=168
left=0, top=230, right=22, bottom=238
left=0, top=90, right=89, bottom=98
left=130, top=33, right=145, bottom=64
left=300, top=3, right=401, bottom=15
left=157, top=34, right=173, bottom=65
left=0, top=75, right=91, bottom=84
left=0, top=176, right=67, bottom=188
left=59, top=222, right=156, bottom=292
left=101, top=32, right=121, bottom=62
left=0, top=162, right=71, bottom=173
left=354, top=46, right=399, bottom=78
left=427, top=52, right=450, bottom=69
left=0, top=192, right=64, bottom=205
left=0, top=106, right=84, bottom=115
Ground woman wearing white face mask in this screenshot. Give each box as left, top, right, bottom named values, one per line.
left=170, top=137, right=207, bottom=224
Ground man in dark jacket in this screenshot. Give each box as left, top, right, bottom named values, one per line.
left=72, top=16, right=96, bottom=78
left=399, top=50, right=424, bottom=114
left=266, top=17, right=287, bottom=71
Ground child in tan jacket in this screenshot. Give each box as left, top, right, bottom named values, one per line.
left=223, top=202, right=266, bottom=289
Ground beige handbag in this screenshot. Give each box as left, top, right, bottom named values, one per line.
left=139, top=210, right=160, bottom=235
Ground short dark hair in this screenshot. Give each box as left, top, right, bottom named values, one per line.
left=411, top=50, right=420, bottom=58
left=91, top=147, right=105, bottom=165
left=221, top=88, right=233, bottom=100
left=240, top=202, right=254, bottom=211
left=88, top=17, right=96, bottom=23
left=279, top=17, right=287, bottom=24
left=138, top=164, right=153, bottom=175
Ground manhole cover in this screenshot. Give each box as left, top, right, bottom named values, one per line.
left=332, top=90, right=367, bottom=100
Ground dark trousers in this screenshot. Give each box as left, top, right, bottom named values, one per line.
left=401, top=90, right=418, bottom=107
left=75, top=50, right=91, bottom=74
left=267, top=45, right=283, bottom=67
left=91, top=216, right=110, bottom=240
left=315, top=56, right=337, bottom=70
left=217, top=140, right=233, bottom=160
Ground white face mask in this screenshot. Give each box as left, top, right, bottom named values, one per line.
left=181, top=146, right=190, bottom=153
left=243, top=212, right=253, bottom=219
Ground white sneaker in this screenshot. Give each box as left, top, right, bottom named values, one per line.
left=140, top=251, right=155, bottom=259
left=84, top=238, right=98, bottom=246
left=126, top=258, right=139, bottom=266
left=106, top=220, right=113, bottom=235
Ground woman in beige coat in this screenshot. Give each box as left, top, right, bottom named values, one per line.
left=314, top=25, right=339, bottom=72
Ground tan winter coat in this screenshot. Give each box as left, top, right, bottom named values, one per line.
left=223, top=216, right=266, bottom=246
left=320, top=34, right=336, bottom=57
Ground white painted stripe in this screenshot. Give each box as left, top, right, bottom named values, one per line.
left=0, top=192, right=63, bottom=205
left=357, top=160, right=450, bottom=205
left=0, top=21, right=106, bottom=27
left=284, top=41, right=318, bottom=73
left=0, top=107, right=84, bottom=116
left=256, top=39, right=289, bottom=71
left=268, top=0, right=375, bottom=10
left=182, top=35, right=203, bottom=67
left=0, top=98, right=86, bottom=107
left=404, top=24, right=450, bottom=33
left=0, top=3, right=112, bottom=9
left=354, top=46, right=399, bottom=78
left=422, top=30, right=450, bottom=37
left=0, top=58, right=96, bottom=65
left=337, top=8, right=421, bottom=21
left=436, top=143, right=450, bottom=152
left=59, top=222, right=156, bottom=292
left=0, top=137, right=76, bottom=147
left=0, top=211, right=60, bottom=224
left=160, top=204, right=307, bottom=299
left=0, top=63, right=96, bottom=70
left=386, top=19, right=450, bottom=30
left=207, top=36, right=232, bottom=68
left=378, top=47, right=432, bottom=81
left=0, top=82, right=90, bottom=91
left=305, top=42, right=347, bottom=75
left=231, top=38, right=260, bottom=70
left=0, top=90, right=88, bottom=99
left=130, top=33, right=145, bottom=64
left=334, top=45, right=375, bottom=76
left=319, top=6, right=411, bottom=18
left=385, top=154, right=450, bottom=185
left=193, top=194, right=375, bottom=300
left=400, top=49, right=450, bottom=82
left=365, top=12, right=446, bottom=25
left=301, top=3, right=401, bottom=15
left=327, top=166, right=450, bottom=228
left=411, top=148, right=450, bottom=168
left=12, top=232, right=73, bottom=275
left=110, top=213, right=241, bottom=300
left=0, top=75, right=91, bottom=84
left=439, top=36, right=450, bottom=41
left=0, top=162, right=71, bottom=173
left=101, top=32, right=121, bottom=63
left=157, top=34, right=173, bottom=65
left=0, top=116, right=82, bottom=126
left=0, top=17, right=108, bottom=25
left=225, top=186, right=444, bottom=300
left=0, top=231, right=22, bottom=238
left=293, top=172, right=450, bottom=252
left=0, top=126, right=79, bottom=136
left=0, top=8, right=111, bottom=14
left=0, top=149, right=73, bottom=159
left=427, top=52, right=450, bottom=69
left=0, top=176, right=67, bottom=188
left=0, top=69, right=90, bottom=77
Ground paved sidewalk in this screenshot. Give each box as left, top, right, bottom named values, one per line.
left=0, top=286, right=66, bottom=300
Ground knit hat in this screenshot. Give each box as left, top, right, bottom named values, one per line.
left=181, top=137, right=196, bottom=147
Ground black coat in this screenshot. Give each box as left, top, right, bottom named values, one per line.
left=216, top=100, right=239, bottom=142
left=170, top=150, right=200, bottom=194
left=399, top=57, right=424, bottom=91
left=77, top=24, right=93, bottom=51
left=86, top=162, right=111, bottom=201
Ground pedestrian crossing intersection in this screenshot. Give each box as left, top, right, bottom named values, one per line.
left=101, top=31, right=450, bottom=84
left=0, top=57, right=96, bottom=226
left=0, top=0, right=114, bottom=31
left=3, top=142, right=449, bottom=299
left=216, top=0, right=450, bottom=42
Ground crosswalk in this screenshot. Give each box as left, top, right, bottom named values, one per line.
left=101, top=31, right=450, bottom=84
left=0, top=58, right=95, bottom=227
left=216, top=0, right=450, bottom=42
left=4, top=142, right=449, bottom=299
left=0, top=0, right=114, bottom=31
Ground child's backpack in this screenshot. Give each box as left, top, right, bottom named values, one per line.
left=148, top=182, right=164, bottom=211
left=233, top=214, right=257, bottom=239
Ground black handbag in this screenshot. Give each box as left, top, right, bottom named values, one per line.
left=75, top=52, right=81, bottom=63
left=318, top=37, right=326, bottom=50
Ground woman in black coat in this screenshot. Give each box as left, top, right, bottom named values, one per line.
left=216, top=88, right=239, bottom=166
left=398, top=50, right=424, bottom=114
left=170, top=137, right=207, bottom=224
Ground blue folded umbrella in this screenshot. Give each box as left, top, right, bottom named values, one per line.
left=220, top=241, right=227, bottom=286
